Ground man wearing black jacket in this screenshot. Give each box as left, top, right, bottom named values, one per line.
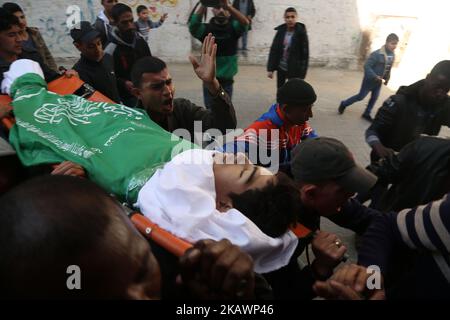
left=366, top=60, right=450, bottom=162
left=71, top=21, right=121, bottom=103
left=131, top=34, right=236, bottom=143
left=104, top=3, right=151, bottom=107
left=267, top=7, right=309, bottom=88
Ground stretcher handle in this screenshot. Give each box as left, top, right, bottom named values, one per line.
left=131, top=213, right=193, bottom=257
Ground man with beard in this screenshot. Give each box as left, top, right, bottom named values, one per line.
left=105, top=3, right=151, bottom=107
left=189, top=0, right=249, bottom=109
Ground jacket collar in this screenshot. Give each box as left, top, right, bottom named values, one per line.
left=257, top=103, right=286, bottom=127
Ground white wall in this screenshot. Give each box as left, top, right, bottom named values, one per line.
left=3, top=0, right=449, bottom=80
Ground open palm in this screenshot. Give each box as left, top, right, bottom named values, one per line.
left=189, top=33, right=217, bottom=84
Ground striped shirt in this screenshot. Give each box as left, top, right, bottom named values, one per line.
left=358, top=193, right=450, bottom=298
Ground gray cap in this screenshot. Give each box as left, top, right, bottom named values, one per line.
left=291, top=137, right=377, bottom=193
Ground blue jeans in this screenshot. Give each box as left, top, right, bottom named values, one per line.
left=241, top=31, right=248, bottom=50
left=203, top=81, right=233, bottom=109
left=341, top=79, right=382, bottom=116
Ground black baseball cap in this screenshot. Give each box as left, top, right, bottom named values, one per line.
left=70, top=21, right=100, bottom=43
left=291, top=137, right=377, bottom=193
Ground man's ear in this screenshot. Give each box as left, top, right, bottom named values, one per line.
left=131, top=86, right=141, bottom=99
left=300, top=184, right=317, bottom=204
left=281, top=103, right=289, bottom=115
left=73, top=41, right=82, bottom=51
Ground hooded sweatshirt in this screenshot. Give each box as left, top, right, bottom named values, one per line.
left=104, top=29, right=151, bottom=101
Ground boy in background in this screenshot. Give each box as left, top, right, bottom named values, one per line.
left=338, top=33, right=399, bottom=122
left=135, top=5, right=168, bottom=42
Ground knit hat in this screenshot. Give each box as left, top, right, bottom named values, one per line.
left=277, top=78, right=317, bottom=106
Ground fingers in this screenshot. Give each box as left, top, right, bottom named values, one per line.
left=179, top=239, right=255, bottom=299
left=51, top=161, right=85, bottom=177
left=220, top=251, right=254, bottom=298
left=328, top=280, right=363, bottom=300
left=209, top=244, right=241, bottom=292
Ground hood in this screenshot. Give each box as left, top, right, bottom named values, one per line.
left=109, top=28, right=137, bottom=48
left=396, top=79, right=424, bottom=99
left=97, top=10, right=110, bottom=24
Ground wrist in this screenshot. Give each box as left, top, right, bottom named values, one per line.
left=311, top=259, right=333, bottom=281
left=204, top=78, right=221, bottom=96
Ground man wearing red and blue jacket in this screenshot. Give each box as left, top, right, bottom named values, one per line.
left=224, top=78, right=317, bottom=170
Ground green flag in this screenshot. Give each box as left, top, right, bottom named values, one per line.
left=9, top=73, right=196, bottom=203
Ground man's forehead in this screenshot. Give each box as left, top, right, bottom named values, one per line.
left=141, top=69, right=171, bottom=82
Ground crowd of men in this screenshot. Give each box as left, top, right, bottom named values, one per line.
left=0, top=0, right=449, bottom=300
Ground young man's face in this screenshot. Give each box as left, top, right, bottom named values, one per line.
left=385, top=40, right=398, bottom=52
left=284, top=11, right=297, bottom=29
left=74, top=37, right=103, bottom=62
left=213, top=153, right=276, bottom=210
left=116, top=11, right=136, bottom=38
left=102, top=0, right=118, bottom=16
left=282, top=103, right=313, bottom=126
left=301, top=181, right=355, bottom=217
left=422, top=73, right=450, bottom=106
left=134, top=68, right=175, bottom=116
left=212, top=5, right=231, bottom=24
left=0, top=24, right=23, bottom=57
left=12, top=11, right=27, bottom=31
left=138, top=9, right=149, bottom=20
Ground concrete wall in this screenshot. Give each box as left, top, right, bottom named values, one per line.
left=2, top=0, right=449, bottom=81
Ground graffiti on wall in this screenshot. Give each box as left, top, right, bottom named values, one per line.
left=33, top=0, right=183, bottom=56
left=38, top=0, right=96, bottom=55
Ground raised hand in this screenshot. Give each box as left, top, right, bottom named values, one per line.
left=189, top=33, right=217, bottom=85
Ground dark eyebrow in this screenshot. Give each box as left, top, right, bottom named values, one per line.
left=245, top=166, right=258, bottom=184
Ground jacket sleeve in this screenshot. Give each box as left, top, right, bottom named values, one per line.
left=358, top=194, right=450, bottom=274
left=328, top=198, right=381, bottom=235
left=267, top=32, right=280, bottom=72
left=299, top=26, right=309, bottom=79
left=365, top=96, right=399, bottom=147
left=364, top=50, right=380, bottom=81
left=249, top=0, right=256, bottom=18
left=34, top=30, right=58, bottom=72
left=188, top=13, right=206, bottom=40
left=179, top=89, right=237, bottom=135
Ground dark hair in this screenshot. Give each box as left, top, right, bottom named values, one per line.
left=0, top=7, right=20, bottom=32
left=131, top=56, right=167, bottom=87
left=2, top=2, right=23, bottom=14
left=285, top=7, right=297, bottom=15
left=0, top=175, right=118, bottom=298
left=137, top=5, right=148, bottom=14
left=230, top=171, right=300, bottom=237
left=386, top=33, right=399, bottom=43
left=430, top=60, right=450, bottom=80
left=111, top=3, right=132, bottom=22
